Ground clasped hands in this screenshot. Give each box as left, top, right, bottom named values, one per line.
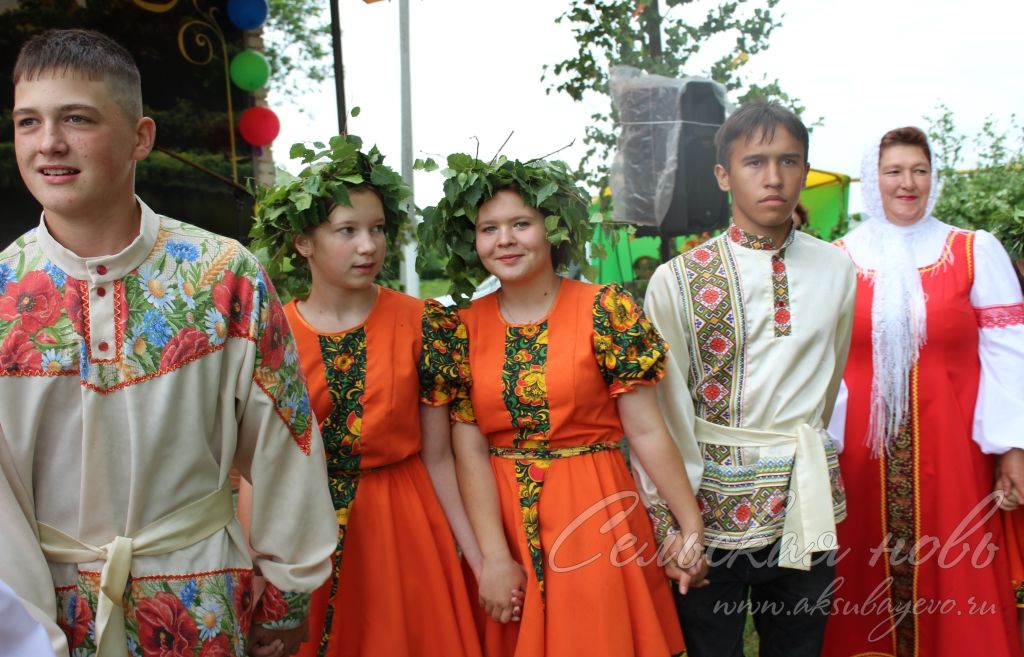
left=662, top=529, right=709, bottom=595
left=476, top=556, right=526, bottom=623
left=248, top=621, right=308, bottom=657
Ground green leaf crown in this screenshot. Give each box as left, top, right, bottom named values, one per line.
left=417, top=154, right=597, bottom=306
left=249, top=134, right=412, bottom=299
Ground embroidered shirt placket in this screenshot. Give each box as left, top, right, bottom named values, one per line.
left=727, top=225, right=794, bottom=338
left=86, top=261, right=118, bottom=361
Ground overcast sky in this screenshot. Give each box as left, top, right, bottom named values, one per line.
left=270, top=0, right=1024, bottom=215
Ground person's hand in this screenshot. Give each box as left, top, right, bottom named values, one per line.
left=478, top=556, right=526, bottom=623
left=996, top=448, right=1024, bottom=511
left=248, top=620, right=309, bottom=657
left=662, top=531, right=709, bottom=595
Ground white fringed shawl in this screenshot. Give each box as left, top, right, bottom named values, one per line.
left=851, top=138, right=941, bottom=456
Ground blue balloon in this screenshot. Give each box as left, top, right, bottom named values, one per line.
left=227, top=0, right=268, bottom=31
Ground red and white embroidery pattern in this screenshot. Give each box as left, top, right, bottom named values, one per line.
left=679, top=238, right=744, bottom=425
left=976, top=303, right=1024, bottom=329
left=771, top=255, right=792, bottom=337
left=728, top=225, right=794, bottom=337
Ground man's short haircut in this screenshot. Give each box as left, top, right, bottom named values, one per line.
left=13, top=29, right=143, bottom=121
left=714, top=102, right=809, bottom=170
left=879, top=126, right=931, bottom=164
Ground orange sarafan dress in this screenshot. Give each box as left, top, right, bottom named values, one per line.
left=454, top=279, right=685, bottom=657
left=285, top=288, right=482, bottom=657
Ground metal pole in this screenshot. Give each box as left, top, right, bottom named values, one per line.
left=398, top=0, right=419, bottom=297
left=330, top=0, right=347, bottom=134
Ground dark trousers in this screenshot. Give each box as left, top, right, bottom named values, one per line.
left=675, top=542, right=836, bottom=657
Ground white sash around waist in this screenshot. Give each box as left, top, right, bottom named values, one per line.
left=38, top=485, right=235, bottom=657
left=694, top=417, right=836, bottom=570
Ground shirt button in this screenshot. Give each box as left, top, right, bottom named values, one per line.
left=96, top=265, right=108, bottom=275
left=97, top=287, right=106, bottom=297
left=98, top=341, right=109, bottom=352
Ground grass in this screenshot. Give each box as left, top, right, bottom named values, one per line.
left=744, top=613, right=759, bottom=654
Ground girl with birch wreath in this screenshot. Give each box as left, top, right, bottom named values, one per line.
left=244, top=135, right=483, bottom=657
left=419, top=154, right=706, bottom=657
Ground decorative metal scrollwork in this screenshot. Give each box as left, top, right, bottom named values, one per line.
left=134, top=0, right=240, bottom=182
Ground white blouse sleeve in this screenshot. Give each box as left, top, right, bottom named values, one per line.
left=969, top=230, right=1024, bottom=453
left=628, top=262, right=704, bottom=544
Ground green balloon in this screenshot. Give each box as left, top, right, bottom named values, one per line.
left=230, top=50, right=270, bottom=91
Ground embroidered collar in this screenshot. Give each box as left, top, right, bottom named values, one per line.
left=727, top=224, right=794, bottom=251
left=35, top=196, right=160, bottom=283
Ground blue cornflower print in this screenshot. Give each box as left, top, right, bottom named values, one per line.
left=79, top=343, right=90, bottom=380
left=0, top=262, right=14, bottom=294
left=179, top=578, right=199, bottom=608
left=43, top=261, right=67, bottom=287
left=166, top=240, right=200, bottom=262
left=140, top=309, right=173, bottom=348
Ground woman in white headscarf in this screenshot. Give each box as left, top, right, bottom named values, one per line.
left=821, top=127, right=1024, bottom=657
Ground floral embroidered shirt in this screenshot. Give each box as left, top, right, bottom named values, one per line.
left=636, top=225, right=856, bottom=550
left=0, top=199, right=337, bottom=657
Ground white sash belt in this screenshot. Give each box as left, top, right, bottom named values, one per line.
left=38, top=485, right=234, bottom=657
left=694, top=418, right=836, bottom=570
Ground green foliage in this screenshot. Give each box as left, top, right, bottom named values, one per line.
left=928, top=106, right=1024, bottom=261
left=417, top=156, right=605, bottom=306
left=249, top=135, right=412, bottom=300
left=265, top=0, right=332, bottom=97
left=544, top=0, right=804, bottom=188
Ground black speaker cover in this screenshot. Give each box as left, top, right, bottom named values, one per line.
left=662, top=80, right=730, bottom=238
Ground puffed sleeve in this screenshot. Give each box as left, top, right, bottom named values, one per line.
left=634, top=267, right=704, bottom=543
left=232, top=264, right=337, bottom=629
left=419, top=300, right=468, bottom=406
left=591, top=283, right=668, bottom=396
left=449, top=307, right=477, bottom=425
left=969, top=230, right=1024, bottom=453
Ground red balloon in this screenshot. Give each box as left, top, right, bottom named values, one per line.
left=238, top=106, right=280, bottom=146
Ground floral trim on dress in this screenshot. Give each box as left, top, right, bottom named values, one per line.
left=0, top=220, right=313, bottom=453
left=55, top=568, right=255, bottom=657
left=591, top=284, right=668, bottom=395
left=315, top=327, right=367, bottom=654
left=502, top=322, right=553, bottom=600
left=883, top=421, right=917, bottom=656
left=419, top=300, right=469, bottom=406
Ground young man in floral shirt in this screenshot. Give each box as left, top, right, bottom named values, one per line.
left=0, top=29, right=336, bottom=657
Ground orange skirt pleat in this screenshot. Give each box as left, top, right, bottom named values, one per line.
left=295, top=456, right=482, bottom=657
left=478, top=450, right=684, bottom=657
